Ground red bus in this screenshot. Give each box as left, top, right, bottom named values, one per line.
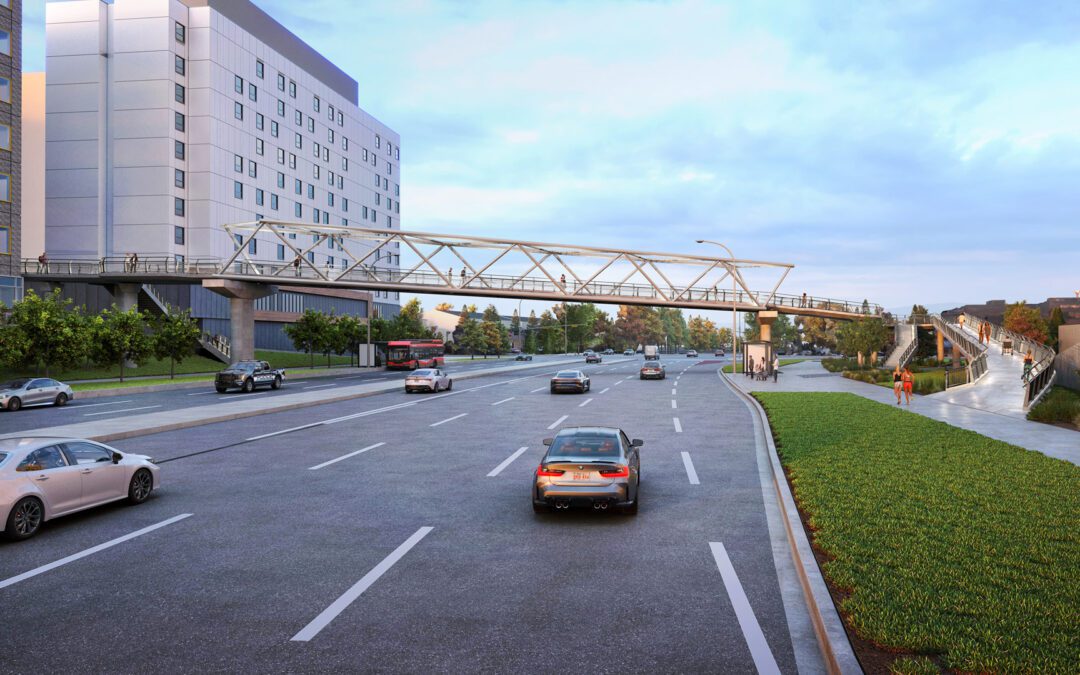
left=386, top=339, right=446, bottom=370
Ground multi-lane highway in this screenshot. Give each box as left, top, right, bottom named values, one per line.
left=0, top=354, right=815, bottom=673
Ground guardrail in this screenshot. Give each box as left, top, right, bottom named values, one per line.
left=930, top=315, right=988, bottom=389
left=965, top=314, right=1056, bottom=407
left=24, top=256, right=221, bottom=277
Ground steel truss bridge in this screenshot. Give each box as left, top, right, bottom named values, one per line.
left=21, top=221, right=883, bottom=321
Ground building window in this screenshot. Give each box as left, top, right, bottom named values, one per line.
left=248, top=239, right=257, bottom=255
left=383, top=177, right=388, bottom=189
left=375, top=174, right=380, bottom=187
left=234, top=75, right=243, bottom=94
left=328, top=193, right=334, bottom=207
left=248, top=83, right=257, bottom=102
left=277, top=172, right=285, bottom=188
left=255, top=113, right=264, bottom=131
left=234, top=155, right=243, bottom=173
left=375, top=135, right=381, bottom=149
left=395, top=146, right=400, bottom=160
left=313, top=141, right=321, bottom=158
left=175, top=140, right=185, bottom=160
left=174, top=169, right=185, bottom=188
left=323, top=212, right=330, bottom=225
left=277, top=244, right=285, bottom=260
left=0, top=77, right=8, bottom=103
left=375, top=193, right=380, bottom=206
left=174, top=226, right=185, bottom=245
left=370, top=209, right=377, bottom=223
left=322, top=147, right=329, bottom=162
left=174, top=197, right=185, bottom=216
left=175, top=21, right=185, bottom=44
left=294, top=203, right=302, bottom=218
left=307, top=252, right=314, bottom=263
left=276, top=148, right=285, bottom=165
left=395, top=183, right=399, bottom=196
left=342, top=198, right=348, bottom=212
left=341, top=218, right=348, bottom=227
left=395, top=202, right=399, bottom=214
left=343, top=137, right=349, bottom=152
left=307, top=184, right=315, bottom=199
left=234, top=102, right=243, bottom=120
left=328, top=104, right=335, bottom=121
left=387, top=163, right=392, bottom=176
left=248, top=160, right=257, bottom=178
left=294, top=178, right=302, bottom=195
left=362, top=148, right=367, bottom=161
left=338, top=110, right=344, bottom=126
left=174, top=111, right=185, bottom=132
left=327, top=170, right=334, bottom=185
left=271, top=120, right=279, bottom=137
left=295, top=133, right=302, bottom=150
left=271, top=193, right=279, bottom=210
left=313, top=96, right=320, bottom=112
left=294, top=110, right=302, bottom=126
left=175, top=55, right=185, bottom=76
left=313, top=208, right=321, bottom=223
left=341, top=157, right=348, bottom=172
left=289, top=153, right=296, bottom=169
left=277, top=73, right=285, bottom=91
left=289, top=80, right=296, bottom=98
left=313, top=165, right=321, bottom=180
left=277, top=100, right=285, bottom=117
left=175, top=83, right=185, bottom=103
left=255, top=138, right=264, bottom=156
left=256, top=189, right=264, bottom=206
left=362, top=206, right=368, bottom=219
left=327, top=256, right=334, bottom=268
left=307, top=117, right=315, bottom=133
left=328, top=129, right=335, bottom=144
left=234, top=181, right=243, bottom=199
left=338, top=176, right=343, bottom=190
left=256, top=60, right=264, bottom=79
left=387, top=143, right=392, bottom=156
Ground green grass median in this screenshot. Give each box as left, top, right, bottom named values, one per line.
left=754, top=392, right=1080, bottom=673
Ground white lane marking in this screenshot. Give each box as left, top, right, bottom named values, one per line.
left=671, top=389, right=677, bottom=396
left=624, top=376, right=633, bottom=380
left=673, top=417, right=682, bottom=433
left=530, top=386, right=547, bottom=393
left=430, top=412, right=468, bottom=427
left=709, top=542, right=781, bottom=674
left=247, top=421, right=325, bottom=441
left=292, top=526, right=434, bottom=642
left=599, top=387, right=610, bottom=394
left=614, top=380, right=623, bottom=386
left=303, top=383, right=337, bottom=390
left=308, top=442, right=386, bottom=470
left=0, top=514, right=193, bottom=591
left=672, top=399, right=677, bottom=409
left=487, top=446, right=529, bottom=477
left=73, top=399, right=134, bottom=408
left=578, top=398, right=593, bottom=408
left=187, top=391, right=218, bottom=396
left=681, top=452, right=700, bottom=484
left=83, top=405, right=162, bottom=417
left=318, top=401, right=419, bottom=425
left=287, top=381, right=309, bottom=385
left=547, top=414, right=568, bottom=430
left=491, top=397, right=515, bottom=406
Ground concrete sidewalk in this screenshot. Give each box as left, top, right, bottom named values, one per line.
left=730, top=360, right=1078, bottom=466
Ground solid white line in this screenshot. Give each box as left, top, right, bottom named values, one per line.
left=547, top=414, right=568, bottom=430
left=83, top=405, right=162, bottom=417
left=599, top=387, right=610, bottom=394
left=487, top=446, right=529, bottom=477
left=578, top=398, right=593, bottom=407
left=73, top=399, right=134, bottom=408
left=709, top=542, right=781, bottom=674
left=288, top=381, right=309, bottom=385
left=491, top=397, right=515, bottom=406
left=291, top=526, right=434, bottom=642
left=530, top=386, right=547, bottom=393
left=681, top=452, right=700, bottom=484
left=0, top=514, right=193, bottom=591
left=614, top=380, right=623, bottom=386
left=430, top=412, right=468, bottom=427
left=672, top=399, right=677, bottom=409
left=671, top=389, right=677, bottom=396
left=187, top=391, right=218, bottom=396
left=303, top=383, right=337, bottom=390
left=247, top=421, right=325, bottom=441
left=308, top=442, right=386, bottom=470
left=673, top=417, right=682, bottom=433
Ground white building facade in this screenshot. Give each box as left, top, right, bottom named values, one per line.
left=45, top=0, right=401, bottom=314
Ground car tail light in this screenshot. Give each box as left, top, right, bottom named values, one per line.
left=537, top=465, right=564, bottom=477
left=599, top=465, right=629, bottom=478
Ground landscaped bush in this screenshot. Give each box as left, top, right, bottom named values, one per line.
left=1027, top=386, right=1080, bottom=428
left=754, top=392, right=1080, bottom=673
left=822, top=357, right=859, bottom=372
left=841, top=369, right=889, bottom=385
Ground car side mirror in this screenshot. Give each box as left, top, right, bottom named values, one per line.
left=112, top=452, right=122, bottom=464
left=631, top=439, right=644, bottom=447
left=542, top=438, right=553, bottom=446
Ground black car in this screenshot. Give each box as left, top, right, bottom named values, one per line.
left=550, top=370, right=590, bottom=394
left=215, top=360, right=285, bottom=393
left=515, top=354, right=534, bottom=361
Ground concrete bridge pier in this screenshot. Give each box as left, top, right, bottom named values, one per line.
left=758, top=310, right=778, bottom=343
left=110, top=283, right=142, bottom=312
left=203, top=279, right=276, bottom=363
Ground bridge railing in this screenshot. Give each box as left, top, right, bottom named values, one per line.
left=23, top=256, right=221, bottom=277
left=930, top=315, right=988, bottom=389
left=965, top=314, right=1056, bottom=407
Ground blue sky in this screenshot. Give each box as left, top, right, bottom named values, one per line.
left=24, top=1, right=1080, bottom=318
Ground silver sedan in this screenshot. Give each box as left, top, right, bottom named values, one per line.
left=533, top=427, right=642, bottom=515
left=404, top=368, right=453, bottom=393
left=0, top=378, right=75, bottom=411
left=1, top=437, right=161, bottom=540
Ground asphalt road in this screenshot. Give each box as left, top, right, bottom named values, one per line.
left=0, top=353, right=805, bottom=673
left=0, top=355, right=581, bottom=436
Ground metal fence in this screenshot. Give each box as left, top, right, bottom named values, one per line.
left=930, top=315, right=988, bottom=389
left=965, top=314, right=1056, bottom=407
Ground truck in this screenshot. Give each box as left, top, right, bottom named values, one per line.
left=643, top=345, right=659, bottom=360
left=214, top=360, right=286, bottom=393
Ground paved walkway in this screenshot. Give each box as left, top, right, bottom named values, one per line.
left=730, top=360, right=1079, bottom=466
left=925, top=324, right=1027, bottom=418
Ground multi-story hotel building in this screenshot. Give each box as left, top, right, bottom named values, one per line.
left=42, top=0, right=401, bottom=346
left=0, top=0, right=21, bottom=306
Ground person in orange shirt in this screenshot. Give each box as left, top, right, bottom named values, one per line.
left=901, top=366, right=915, bottom=405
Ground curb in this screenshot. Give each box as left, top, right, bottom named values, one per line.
left=719, top=371, right=862, bottom=675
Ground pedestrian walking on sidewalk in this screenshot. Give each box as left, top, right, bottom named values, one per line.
left=746, top=355, right=754, bottom=377
left=902, top=366, right=915, bottom=405
left=893, top=365, right=903, bottom=404
left=772, top=354, right=780, bottom=382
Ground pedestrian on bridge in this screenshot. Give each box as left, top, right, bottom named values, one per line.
left=292, top=255, right=302, bottom=277
left=1023, top=351, right=1034, bottom=382
left=448, top=267, right=453, bottom=285
left=37, top=252, right=48, bottom=273
left=460, top=268, right=466, bottom=286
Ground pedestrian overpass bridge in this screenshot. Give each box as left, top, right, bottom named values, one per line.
left=23, top=220, right=884, bottom=361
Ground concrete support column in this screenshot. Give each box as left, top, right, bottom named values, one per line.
left=203, top=280, right=277, bottom=363
left=936, top=331, right=945, bottom=362
left=113, top=283, right=141, bottom=312
left=757, top=310, right=778, bottom=343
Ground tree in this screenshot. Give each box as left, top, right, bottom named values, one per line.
left=284, top=309, right=332, bottom=367
left=717, top=327, right=733, bottom=351
left=742, top=313, right=760, bottom=343
left=390, top=298, right=431, bottom=340
left=90, top=306, right=153, bottom=382
left=458, top=315, right=487, bottom=358
left=687, top=315, right=710, bottom=350
left=1048, top=306, right=1065, bottom=349
left=480, top=305, right=505, bottom=358
left=657, top=307, right=687, bottom=352
left=5, top=289, right=91, bottom=376
left=593, top=311, right=617, bottom=350
left=909, top=304, right=929, bottom=323
left=434, top=302, right=454, bottom=312
left=614, top=305, right=663, bottom=349
left=539, top=310, right=561, bottom=354
left=800, top=315, right=836, bottom=351
left=335, top=315, right=366, bottom=366
left=510, top=309, right=521, bottom=337
left=1003, top=301, right=1049, bottom=344
left=152, top=306, right=202, bottom=379
left=836, top=318, right=890, bottom=366
left=523, top=310, right=539, bottom=353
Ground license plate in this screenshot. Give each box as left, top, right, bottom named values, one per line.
left=573, top=472, right=590, bottom=481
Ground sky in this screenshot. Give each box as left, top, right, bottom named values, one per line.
left=23, top=0, right=1080, bottom=320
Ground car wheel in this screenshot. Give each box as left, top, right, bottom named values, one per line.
left=127, top=469, right=153, bottom=505
left=532, top=501, right=549, bottom=514
left=5, top=497, right=43, bottom=540
left=446, top=380, right=453, bottom=391
left=54, top=393, right=69, bottom=407
left=550, top=387, right=556, bottom=394
left=433, top=382, right=440, bottom=393
left=215, top=386, right=227, bottom=393
left=242, top=378, right=254, bottom=393
left=623, top=493, right=639, bottom=516
left=7, top=397, right=21, bottom=412
left=271, top=376, right=282, bottom=390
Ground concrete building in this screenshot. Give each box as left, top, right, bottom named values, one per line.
left=0, top=0, right=21, bottom=306
left=423, top=307, right=522, bottom=349
left=40, top=0, right=401, bottom=351
left=21, top=72, right=43, bottom=260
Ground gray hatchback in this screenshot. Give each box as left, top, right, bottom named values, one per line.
left=533, top=427, right=642, bottom=515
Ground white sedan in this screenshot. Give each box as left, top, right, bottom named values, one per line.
left=1, top=437, right=161, bottom=540
left=404, top=368, right=453, bottom=393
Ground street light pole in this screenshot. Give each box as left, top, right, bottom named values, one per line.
left=696, top=239, right=737, bottom=369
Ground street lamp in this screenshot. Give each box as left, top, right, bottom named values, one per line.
left=696, top=239, right=738, bottom=368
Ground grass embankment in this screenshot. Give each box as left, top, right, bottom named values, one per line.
left=1, top=350, right=353, bottom=383
left=722, top=358, right=805, bottom=374
left=1026, top=386, right=1080, bottom=430
left=754, top=392, right=1080, bottom=673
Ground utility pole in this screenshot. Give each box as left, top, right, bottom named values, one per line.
left=563, top=303, right=568, bottom=354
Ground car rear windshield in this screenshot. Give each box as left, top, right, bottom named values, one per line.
left=547, top=434, right=621, bottom=459
left=412, top=369, right=434, bottom=376
left=555, top=371, right=579, bottom=378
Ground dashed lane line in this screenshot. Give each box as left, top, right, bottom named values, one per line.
left=599, top=387, right=610, bottom=394
left=530, top=386, right=547, bottom=393
left=578, top=398, right=593, bottom=408
left=430, top=412, right=468, bottom=427
left=308, top=443, right=386, bottom=470
left=672, top=400, right=677, bottom=409
left=486, top=446, right=529, bottom=477
left=614, top=380, right=624, bottom=386
left=681, top=452, right=700, bottom=484
left=671, top=389, right=677, bottom=396
left=491, top=397, right=515, bottom=406
left=548, top=414, right=569, bottom=430
left=72, top=399, right=133, bottom=408
left=303, top=383, right=338, bottom=390
left=673, top=417, right=683, bottom=433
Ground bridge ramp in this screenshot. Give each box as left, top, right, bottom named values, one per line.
left=926, top=324, right=1027, bottom=418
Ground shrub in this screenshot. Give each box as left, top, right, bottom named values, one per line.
left=1027, top=386, right=1080, bottom=426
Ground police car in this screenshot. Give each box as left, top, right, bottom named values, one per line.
left=214, top=360, right=286, bottom=393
